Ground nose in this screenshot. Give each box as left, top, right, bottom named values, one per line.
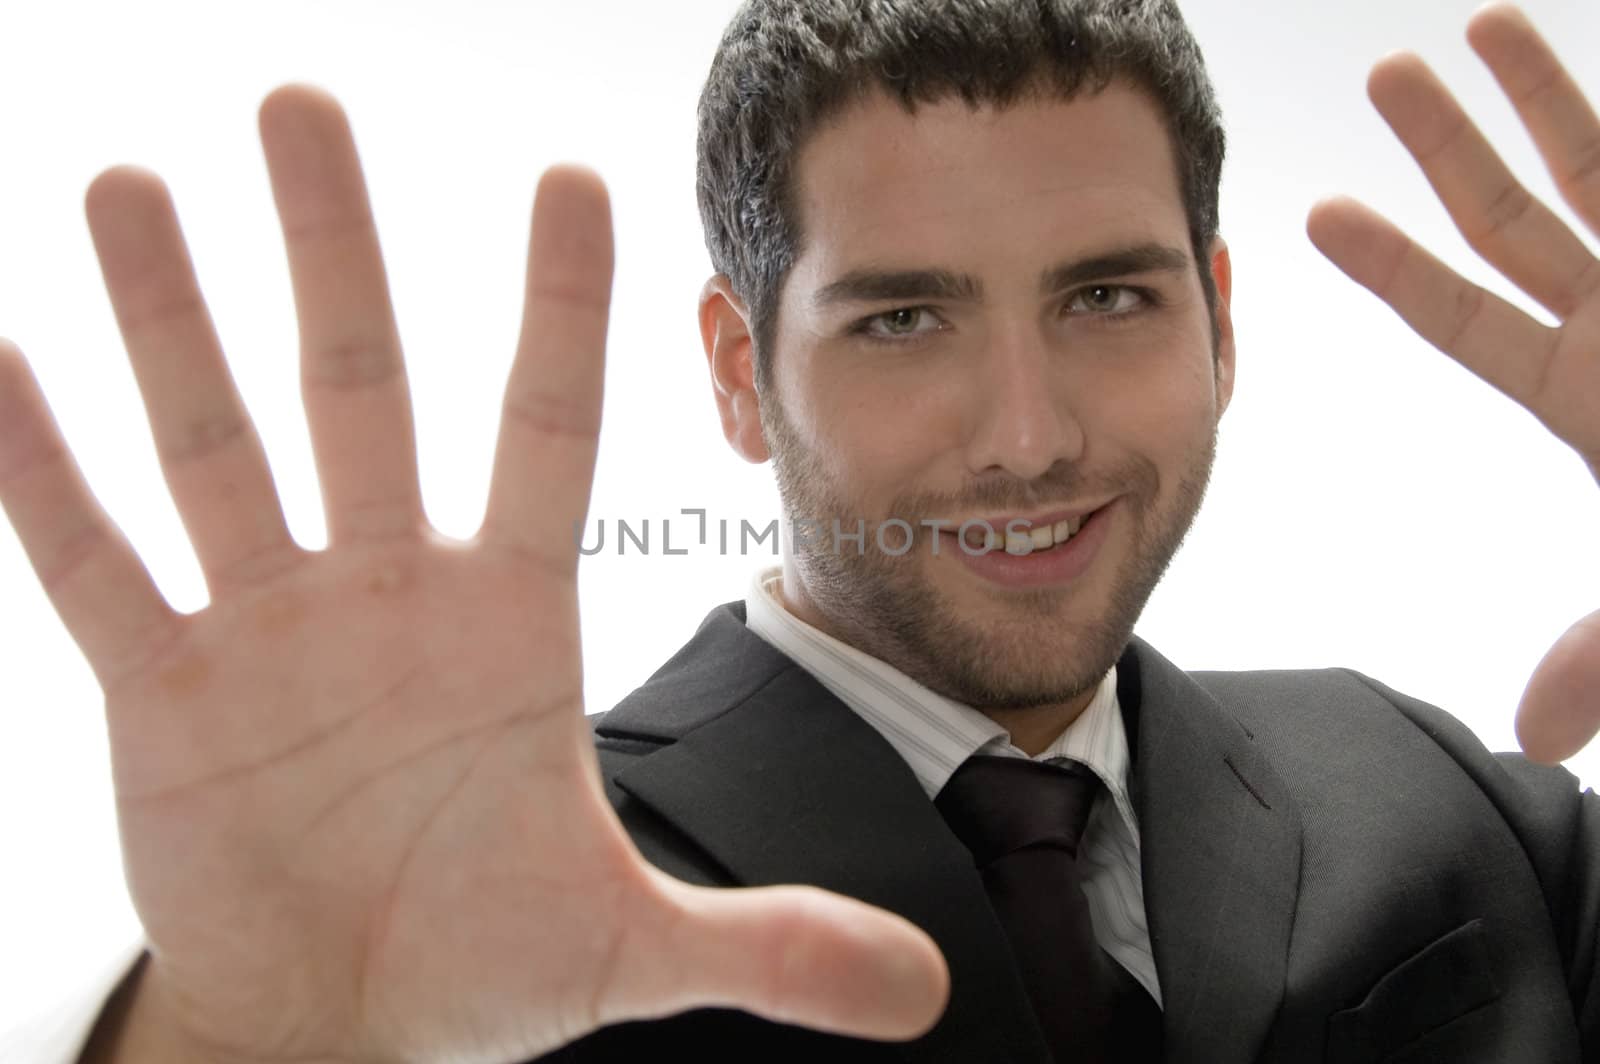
left=962, top=324, right=1085, bottom=480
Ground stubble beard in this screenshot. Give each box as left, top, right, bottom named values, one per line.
left=762, top=389, right=1219, bottom=714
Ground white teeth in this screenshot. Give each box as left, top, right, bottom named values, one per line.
left=1002, top=519, right=1079, bottom=555
left=964, top=512, right=1093, bottom=554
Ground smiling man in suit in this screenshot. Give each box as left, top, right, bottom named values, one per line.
left=4, top=0, right=1600, bottom=1062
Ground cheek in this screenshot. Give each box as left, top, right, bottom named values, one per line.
left=859, top=398, right=945, bottom=471
left=810, top=379, right=956, bottom=499
left=1062, top=319, right=1219, bottom=480
left=1128, top=357, right=1215, bottom=432
left=1107, top=348, right=1221, bottom=480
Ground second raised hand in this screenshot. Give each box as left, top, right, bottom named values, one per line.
left=0, top=84, right=948, bottom=1064
left=1305, top=4, right=1600, bottom=766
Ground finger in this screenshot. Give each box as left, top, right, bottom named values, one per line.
left=0, top=341, right=181, bottom=683
left=1307, top=195, right=1556, bottom=390
left=1366, top=51, right=1600, bottom=321
left=620, top=873, right=948, bottom=1041
left=1468, top=2, right=1600, bottom=237
left=481, top=166, right=611, bottom=574
left=1515, top=608, right=1600, bottom=764
left=258, top=84, right=425, bottom=545
left=83, top=167, right=298, bottom=593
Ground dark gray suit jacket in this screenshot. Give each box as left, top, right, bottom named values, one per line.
left=540, top=602, right=1600, bottom=1062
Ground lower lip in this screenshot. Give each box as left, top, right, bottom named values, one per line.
left=943, top=500, right=1117, bottom=589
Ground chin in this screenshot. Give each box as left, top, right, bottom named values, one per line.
left=904, top=604, right=1119, bottom=707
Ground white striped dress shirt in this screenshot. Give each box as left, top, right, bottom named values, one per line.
left=743, top=566, right=1163, bottom=1008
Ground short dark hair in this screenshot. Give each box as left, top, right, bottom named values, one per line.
left=695, top=0, right=1227, bottom=393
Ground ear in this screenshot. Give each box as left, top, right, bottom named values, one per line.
left=1206, top=235, right=1236, bottom=419
left=699, top=274, right=771, bottom=463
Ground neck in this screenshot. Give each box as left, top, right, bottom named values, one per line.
left=981, top=691, right=1100, bottom=756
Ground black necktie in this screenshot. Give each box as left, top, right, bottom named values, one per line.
left=934, top=754, right=1163, bottom=1063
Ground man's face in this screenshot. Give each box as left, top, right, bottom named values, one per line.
left=717, top=80, right=1235, bottom=725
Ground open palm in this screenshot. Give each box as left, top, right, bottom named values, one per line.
left=1307, top=3, right=1600, bottom=766
left=0, top=86, right=946, bottom=1064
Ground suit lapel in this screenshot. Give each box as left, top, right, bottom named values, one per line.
left=1120, top=637, right=1303, bottom=1062
left=602, top=604, right=1302, bottom=1063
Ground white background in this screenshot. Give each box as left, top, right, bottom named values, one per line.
left=1, top=0, right=1597, bottom=1034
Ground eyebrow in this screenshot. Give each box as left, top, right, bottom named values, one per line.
left=1041, top=243, right=1192, bottom=296
left=810, top=242, right=1193, bottom=310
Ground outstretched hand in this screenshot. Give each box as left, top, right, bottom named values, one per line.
left=1305, top=3, right=1600, bottom=765
left=0, top=85, right=947, bottom=1064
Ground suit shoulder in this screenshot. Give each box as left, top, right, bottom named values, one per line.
left=1189, top=663, right=1500, bottom=760
left=1189, top=662, right=1585, bottom=864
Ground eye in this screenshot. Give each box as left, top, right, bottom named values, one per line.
left=851, top=306, right=944, bottom=344
left=1064, top=284, right=1152, bottom=321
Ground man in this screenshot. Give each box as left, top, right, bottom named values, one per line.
left=2, top=0, right=1598, bottom=1061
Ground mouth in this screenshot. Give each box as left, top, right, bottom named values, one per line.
left=946, top=502, right=1113, bottom=556
left=936, top=499, right=1119, bottom=590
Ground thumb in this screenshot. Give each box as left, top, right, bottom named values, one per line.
left=617, top=870, right=951, bottom=1041
left=1515, top=607, right=1600, bottom=764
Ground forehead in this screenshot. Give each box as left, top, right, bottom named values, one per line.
left=787, top=81, right=1188, bottom=282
